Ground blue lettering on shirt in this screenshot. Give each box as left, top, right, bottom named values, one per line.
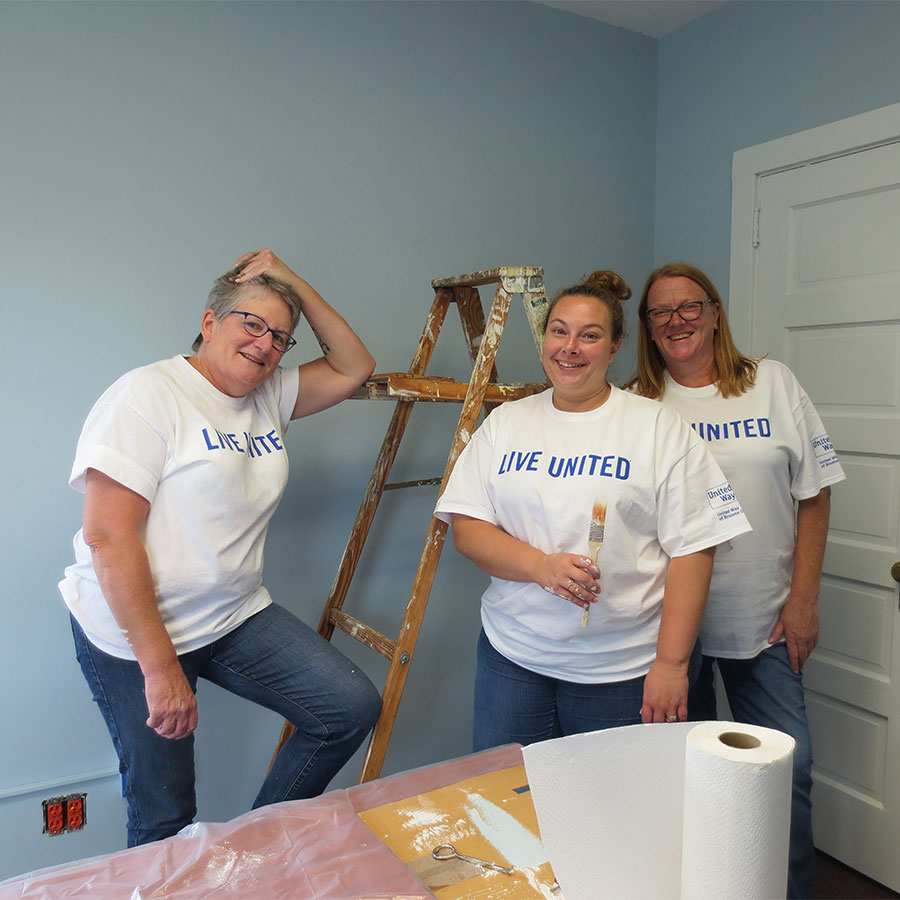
left=811, top=433, right=840, bottom=469
left=706, top=481, right=744, bottom=521
left=498, top=451, right=543, bottom=475
left=691, top=418, right=771, bottom=441
left=547, top=454, right=629, bottom=479
left=496, top=449, right=631, bottom=480
left=200, top=427, right=285, bottom=457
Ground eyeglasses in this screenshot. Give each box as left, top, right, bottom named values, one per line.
left=228, top=311, right=296, bottom=353
left=645, top=299, right=717, bottom=326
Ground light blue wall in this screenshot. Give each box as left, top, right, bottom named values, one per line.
left=0, top=0, right=656, bottom=877
left=654, top=0, right=900, bottom=298
left=7, top=0, right=897, bottom=882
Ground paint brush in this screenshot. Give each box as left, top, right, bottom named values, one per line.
left=583, top=500, right=607, bottom=627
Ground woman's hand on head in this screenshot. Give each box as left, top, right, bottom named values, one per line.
left=536, top=553, right=601, bottom=610
left=143, top=662, right=198, bottom=740
left=230, top=249, right=298, bottom=287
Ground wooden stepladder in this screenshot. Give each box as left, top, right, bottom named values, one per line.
left=272, top=267, right=549, bottom=783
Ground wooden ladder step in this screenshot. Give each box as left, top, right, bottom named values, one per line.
left=354, top=373, right=547, bottom=403
left=431, top=265, right=543, bottom=288
left=327, top=608, right=396, bottom=660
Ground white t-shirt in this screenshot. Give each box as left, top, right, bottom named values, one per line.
left=59, top=355, right=300, bottom=660
left=434, top=387, right=751, bottom=683
left=658, top=359, right=845, bottom=659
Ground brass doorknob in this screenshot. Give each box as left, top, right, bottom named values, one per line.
left=893, top=562, right=900, bottom=583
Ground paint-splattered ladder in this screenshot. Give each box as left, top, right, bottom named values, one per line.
left=272, top=267, right=549, bottom=782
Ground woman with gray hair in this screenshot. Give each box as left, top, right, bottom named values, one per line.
left=60, top=249, right=381, bottom=847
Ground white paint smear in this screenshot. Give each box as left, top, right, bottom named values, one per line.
left=464, top=793, right=548, bottom=869
left=397, top=802, right=474, bottom=855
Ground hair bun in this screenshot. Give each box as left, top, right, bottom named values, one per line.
left=584, top=270, right=632, bottom=302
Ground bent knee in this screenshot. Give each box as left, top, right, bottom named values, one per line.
left=352, top=679, right=382, bottom=731
left=305, top=673, right=381, bottom=743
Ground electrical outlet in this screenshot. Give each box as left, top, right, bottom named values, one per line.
left=43, top=800, right=65, bottom=836
left=42, top=793, right=86, bottom=835
left=65, top=796, right=85, bottom=830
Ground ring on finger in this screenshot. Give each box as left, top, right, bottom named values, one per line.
left=665, top=715, right=678, bottom=723
left=567, top=579, right=577, bottom=591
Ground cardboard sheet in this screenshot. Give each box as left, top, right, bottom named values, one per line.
left=358, top=764, right=559, bottom=899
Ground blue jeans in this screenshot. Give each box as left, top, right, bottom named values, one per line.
left=473, top=629, right=700, bottom=750
left=72, top=604, right=381, bottom=847
left=688, top=643, right=814, bottom=900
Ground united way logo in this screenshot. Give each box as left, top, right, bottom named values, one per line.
left=811, top=433, right=840, bottom=470
left=706, top=482, right=743, bottom=522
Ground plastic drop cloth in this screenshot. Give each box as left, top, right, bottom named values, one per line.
left=0, top=745, right=522, bottom=900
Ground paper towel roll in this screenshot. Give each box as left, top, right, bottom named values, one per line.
left=522, top=721, right=795, bottom=900
left=681, top=722, right=794, bottom=899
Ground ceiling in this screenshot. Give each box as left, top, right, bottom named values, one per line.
left=535, top=0, right=730, bottom=38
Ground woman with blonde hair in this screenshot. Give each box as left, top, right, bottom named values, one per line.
left=632, top=261, right=845, bottom=900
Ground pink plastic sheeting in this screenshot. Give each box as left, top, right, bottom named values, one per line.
left=0, top=745, right=523, bottom=900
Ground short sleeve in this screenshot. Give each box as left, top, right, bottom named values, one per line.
left=786, top=376, right=845, bottom=500
left=69, top=387, right=169, bottom=502
left=274, top=365, right=300, bottom=431
left=434, top=419, right=498, bottom=526
left=653, top=410, right=751, bottom=558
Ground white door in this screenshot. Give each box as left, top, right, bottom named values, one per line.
left=751, top=140, right=900, bottom=890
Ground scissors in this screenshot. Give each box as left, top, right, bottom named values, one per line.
left=431, top=843, right=514, bottom=875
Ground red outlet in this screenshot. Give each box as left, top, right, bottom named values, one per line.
left=44, top=801, right=64, bottom=835
left=65, top=797, right=85, bottom=830
left=42, top=793, right=87, bottom=835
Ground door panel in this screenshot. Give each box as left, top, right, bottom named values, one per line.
left=753, top=140, right=900, bottom=890
left=816, top=579, right=893, bottom=674
left=805, top=692, right=886, bottom=798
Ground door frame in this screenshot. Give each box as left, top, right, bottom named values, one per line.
left=729, top=101, right=900, bottom=352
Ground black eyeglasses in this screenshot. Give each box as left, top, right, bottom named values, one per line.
left=645, top=299, right=717, bottom=326
left=228, top=311, right=296, bottom=353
